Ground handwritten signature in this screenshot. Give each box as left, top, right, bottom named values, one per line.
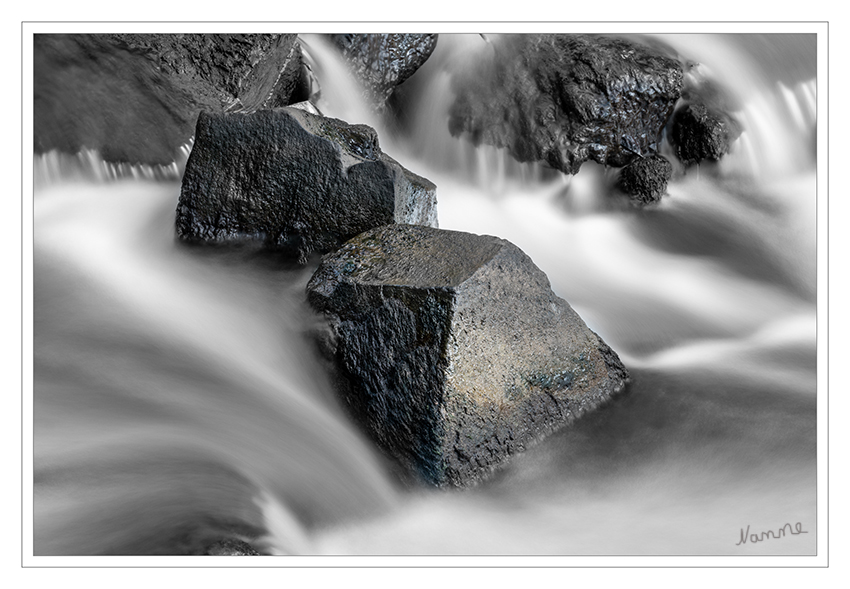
left=736, top=522, right=808, bottom=545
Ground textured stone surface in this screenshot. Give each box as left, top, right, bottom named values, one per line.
left=618, top=154, right=673, bottom=205
left=176, top=107, right=437, bottom=262
left=330, top=34, right=438, bottom=109
left=307, top=224, right=629, bottom=487
left=670, top=102, right=737, bottom=166
left=448, top=34, right=683, bottom=175
left=203, top=538, right=260, bottom=556
left=34, top=33, right=303, bottom=165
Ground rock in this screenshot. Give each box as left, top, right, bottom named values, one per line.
left=34, top=34, right=304, bottom=165
left=203, top=538, right=260, bottom=556
left=306, top=224, right=630, bottom=487
left=176, top=107, right=438, bottom=262
left=329, top=34, right=439, bottom=109
left=670, top=102, right=737, bottom=165
left=448, top=34, right=683, bottom=175
left=618, top=154, right=673, bottom=205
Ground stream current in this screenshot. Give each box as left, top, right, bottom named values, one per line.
left=31, top=32, right=819, bottom=557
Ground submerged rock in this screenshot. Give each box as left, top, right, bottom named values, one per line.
left=670, top=102, right=737, bottom=166
left=306, top=224, right=629, bottom=487
left=618, top=154, right=673, bottom=205
left=448, top=34, right=683, bottom=175
left=176, top=107, right=437, bottom=262
left=329, top=34, right=439, bottom=109
left=34, top=33, right=304, bottom=165
left=203, top=538, right=260, bottom=556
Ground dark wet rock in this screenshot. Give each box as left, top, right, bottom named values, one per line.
left=448, top=34, right=684, bottom=175
left=203, top=538, right=260, bottom=556
left=670, top=102, right=738, bottom=166
left=618, top=154, right=673, bottom=205
left=176, top=107, right=437, bottom=262
left=329, top=34, right=438, bottom=109
left=34, top=34, right=303, bottom=165
left=306, top=224, right=629, bottom=487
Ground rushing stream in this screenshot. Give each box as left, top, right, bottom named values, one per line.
left=31, top=32, right=819, bottom=557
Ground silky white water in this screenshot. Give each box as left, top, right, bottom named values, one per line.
left=32, top=33, right=818, bottom=556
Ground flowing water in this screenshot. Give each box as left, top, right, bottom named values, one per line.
left=31, top=33, right=819, bottom=557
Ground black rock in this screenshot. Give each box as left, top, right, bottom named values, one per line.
left=448, top=34, right=683, bottom=175
left=329, top=34, right=439, bottom=109
left=34, top=34, right=303, bottom=165
left=670, top=102, right=736, bottom=166
left=203, top=538, right=260, bottom=556
left=176, top=107, right=438, bottom=262
left=618, top=154, right=673, bottom=205
left=306, top=224, right=629, bottom=487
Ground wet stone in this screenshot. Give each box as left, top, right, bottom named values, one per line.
left=670, top=102, right=737, bottom=165
left=175, top=107, right=437, bottom=262
left=618, top=154, right=673, bottom=205
left=306, top=224, right=630, bottom=487
left=330, top=34, right=439, bottom=109
left=448, top=34, right=683, bottom=175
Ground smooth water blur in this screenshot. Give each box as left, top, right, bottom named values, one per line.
left=31, top=33, right=818, bottom=556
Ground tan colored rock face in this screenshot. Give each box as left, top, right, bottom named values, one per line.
left=307, top=224, right=629, bottom=486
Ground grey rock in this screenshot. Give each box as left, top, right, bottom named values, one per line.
left=670, top=102, right=739, bottom=166
left=306, top=224, right=629, bottom=487
left=329, top=34, right=439, bottom=109
left=34, top=33, right=304, bottom=166
left=618, top=154, right=673, bottom=205
left=448, top=34, right=683, bottom=175
left=176, top=107, right=438, bottom=262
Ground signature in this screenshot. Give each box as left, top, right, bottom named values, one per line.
left=736, top=522, right=808, bottom=545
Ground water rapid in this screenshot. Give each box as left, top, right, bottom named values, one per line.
left=31, top=32, right=818, bottom=557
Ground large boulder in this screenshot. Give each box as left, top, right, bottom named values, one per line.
left=34, top=34, right=304, bottom=165
left=448, top=34, right=684, bottom=175
left=306, top=224, right=629, bottom=487
left=176, top=107, right=438, bottom=262
left=329, top=34, right=439, bottom=110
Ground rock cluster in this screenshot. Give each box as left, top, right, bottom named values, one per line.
left=169, top=34, right=634, bottom=486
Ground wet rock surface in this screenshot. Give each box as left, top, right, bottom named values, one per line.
left=618, top=154, right=673, bottom=205
left=176, top=107, right=437, bottom=262
left=448, top=34, right=684, bottom=175
left=306, top=224, right=629, bottom=487
left=329, top=34, right=439, bottom=109
left=203, top=538, right=261, bottom=556
left=34, top=33, right=303, bottom=165
left=670, top=102, right=738, bottom=166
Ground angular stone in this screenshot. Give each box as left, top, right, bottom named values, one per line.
left=176, top=107, right=438, bottom=262
left=329, top=34, right=439, bottom=109
left=448, top=34, right=683, bottom=175
left=306, top=224, right=629, bottom=487
left=618, top=154, right=673, bottom=205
